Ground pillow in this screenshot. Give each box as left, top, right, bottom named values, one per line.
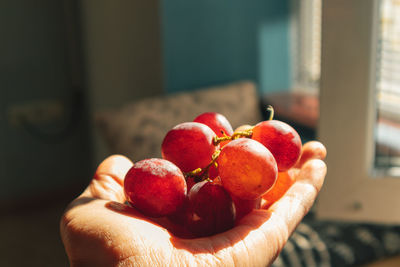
left=96, top=81, right=262, bottom=162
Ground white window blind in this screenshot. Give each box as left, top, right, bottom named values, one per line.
left=375, top=0, right=400, bottom=173
left=291, top=0, right=321, bottom=93
left=377, top=0, right=400, bottom=119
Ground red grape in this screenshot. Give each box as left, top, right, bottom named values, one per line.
left=252, top=120, right=302, bottom=171
left=124, top=158, right=187, bottom=217
left=185, top=176, right=197, bottom=192
left=167, top=197, right=191, bottom=229
left=193, top=112, right=234, bottom=138
left=161, top=122, right=217, bottom=172
left=186, top=180, right=235, bottom=237
left=234, top=124, right=253, bottom=133
left=262, top=171, right=296, bottom=209
left=217, top=138, right=278, bottom=200
left=208, top=163, right=219, bottom=179
left=232, top=195, right=261, bottom=222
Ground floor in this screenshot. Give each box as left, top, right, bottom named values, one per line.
left=366, top=256, right=400, bottom=267
left=0, top=200, right=70, bottom=266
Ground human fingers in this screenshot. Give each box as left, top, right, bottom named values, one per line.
left=268, top=159, right=326, bottom=234
left=81, top=154, right=133, bottom=202
left=295, top=141, right=326, bottom=168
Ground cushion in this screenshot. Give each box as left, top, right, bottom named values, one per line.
left=96, top=81, right=262, bottom=162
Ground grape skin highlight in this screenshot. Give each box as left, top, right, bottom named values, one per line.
left=252, top=120, right=302, bottom=171
left=124, top=158, right=187, bottom=217
left=194, top=112, right=233, bottom=137
left=161, top=122, right=217, bottom=172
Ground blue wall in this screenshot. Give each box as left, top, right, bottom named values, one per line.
left=161, top=0, right=291, bottom=94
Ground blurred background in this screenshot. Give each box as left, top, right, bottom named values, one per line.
left=1, top=0, right=400, bottom=266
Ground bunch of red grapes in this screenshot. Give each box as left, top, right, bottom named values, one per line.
left=123, top=106, right=302, bottom=237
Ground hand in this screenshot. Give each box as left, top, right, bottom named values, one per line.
left=60, top=141, right=327, bottom=267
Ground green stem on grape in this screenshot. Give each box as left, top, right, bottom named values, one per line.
left=213, top=129, right=253, bottom=145
left=267, top=105, right=274, bottom=120
left=213, top=135, right=231, bottom=145
left=184, top=167, right=203, bottom=177
left=231, top=130, right=253, bottom=140
left=184, top=150, right=221, bottom=181
left=211, top=149, right=221, bottom=161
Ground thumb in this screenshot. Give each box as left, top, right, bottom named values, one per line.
left=81, top=155, right=133, bottom=202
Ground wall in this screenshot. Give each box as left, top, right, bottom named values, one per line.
left=80, top=0, right=164, bottom=163
left=161, top=0, right=291, bottom=94
left=80, top=0, right=163, bottom=110
left=0, top=1, right=92, bottom=204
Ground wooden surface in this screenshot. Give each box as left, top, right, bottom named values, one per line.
left=262, top=91, right=319, bottom=129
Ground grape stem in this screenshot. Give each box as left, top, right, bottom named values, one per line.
left=184, top=150, right=221, bottom=180
left=213, top=129, right=253, bottom=146
left=267, top=105, right=274, bottom=120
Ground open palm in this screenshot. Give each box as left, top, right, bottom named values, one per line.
left=60, top=142, right=326, bottom=267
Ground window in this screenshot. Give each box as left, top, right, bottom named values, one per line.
left=291, top=0, right=322, bottom=94
left=316, top=0, right=400, bottom=223
left=375, top=0, right=400, bottom=176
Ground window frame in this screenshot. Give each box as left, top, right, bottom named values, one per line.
left=316, top=0, right=400, bottom=223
